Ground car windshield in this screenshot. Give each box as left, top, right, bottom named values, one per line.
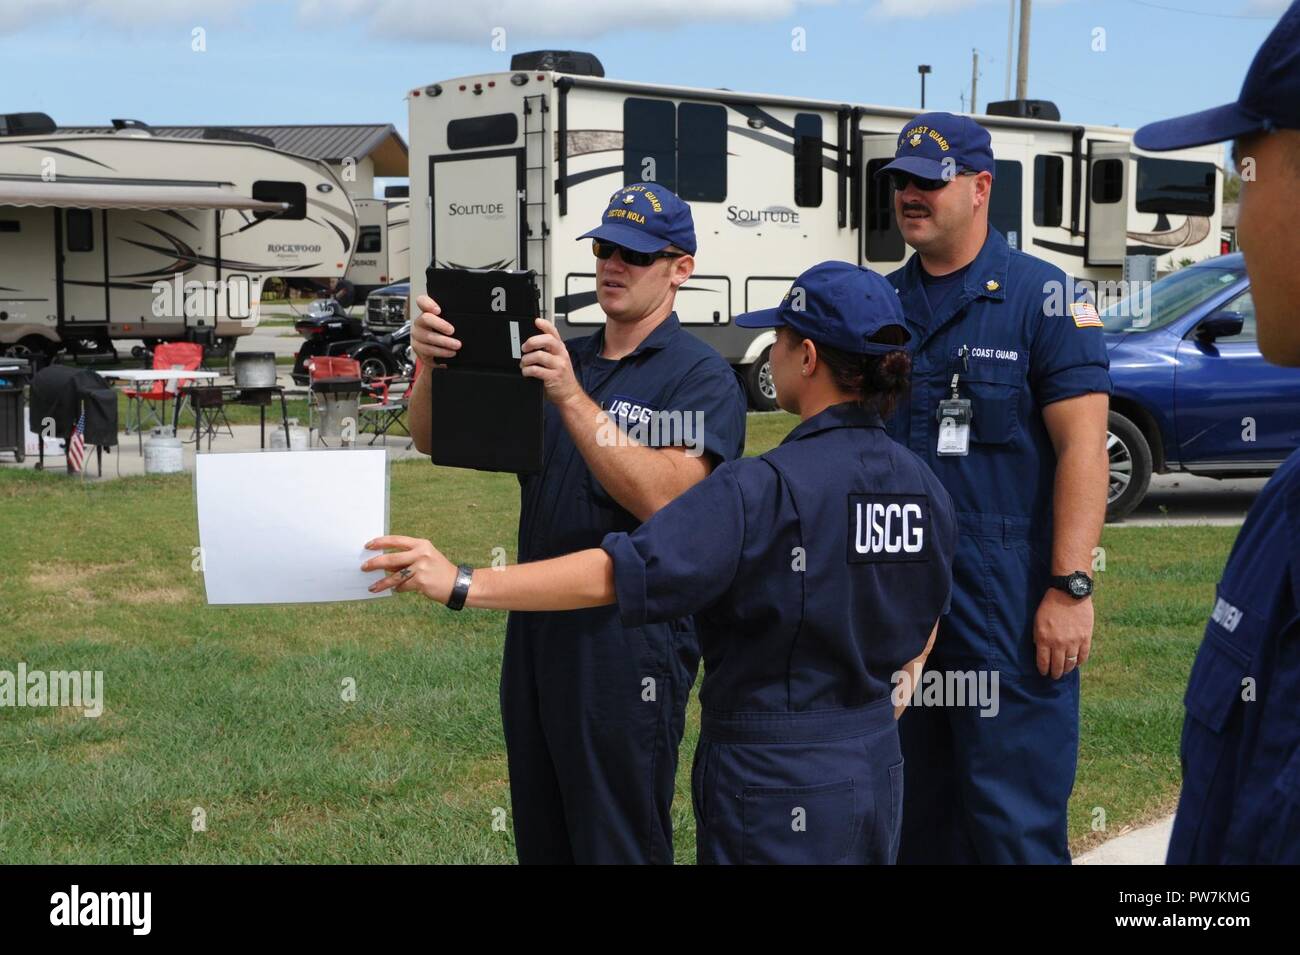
left=1100, top=264, right=1246, bottom=333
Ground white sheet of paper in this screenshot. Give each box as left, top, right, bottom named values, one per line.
left=195, top=449, right=390, bottom=605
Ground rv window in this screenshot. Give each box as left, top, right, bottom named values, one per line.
left=357, top=226, right=383, bottom=254
left=1091, top=159, right=1123, bottom=204
left=794, top=113, right=823, bottom=208
left=447, top=113, right=519, bottom=151
left=1033, top=155, right=1064, bottom=227
left=252, top=181, right=307, bottom=220
left=677, top=103, right=727, bottom=202
left=864, top=158, right=904, bottom=263
left=990, top=160, right=1023, bottom=249
left=623, top=98, right=677, bottom=190
left=0, top=220, right=19, bottom=233
left=66, top=209, right=93, bottom=252
left=1136, top=158, right=1216, bottom=216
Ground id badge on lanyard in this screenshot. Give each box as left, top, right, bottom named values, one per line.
left=936, top=371, right=972, bottom=456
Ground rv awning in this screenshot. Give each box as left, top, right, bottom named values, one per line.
left=0, top=179, right=290, bottom=212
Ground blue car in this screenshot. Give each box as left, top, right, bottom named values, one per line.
left=1102, top=253, right=1300, bottom=520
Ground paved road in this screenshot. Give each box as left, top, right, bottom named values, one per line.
left=1110, top=473, right=1268, bottom=527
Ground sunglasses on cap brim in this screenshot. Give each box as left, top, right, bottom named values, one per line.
left=886, top=170, right=977, bottom=192
left=592, top=239, right=686, bottom=267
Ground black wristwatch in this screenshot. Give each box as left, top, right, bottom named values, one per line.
left=446, top=563, right=474, bottom=611
left=1049, top=571, right=1094, bottom=599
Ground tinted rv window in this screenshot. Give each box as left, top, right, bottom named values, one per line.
left=66, top=209, right=93, bottom=252
left=794, top=113, right=823, bottom=208
left=0, top=220, right=19, bottom=233
left=990, top=160, right=1023, bottom=249
left=623, top=98, right=677, bottom=190
left=447, top=113, right=519, bottom=151
left=677, top=103, right=727, bottom=202
left=865, top=158, right=904, bottom=263
left=357, top=226, right=383, bottom=254
left=252, top=181, right=307, bottom=220
left=1033, top=155, right=1064, bottom=227
left=1136, top=158, right=1216, bottom=216
left=1091, top=159, right=1123, bottom=204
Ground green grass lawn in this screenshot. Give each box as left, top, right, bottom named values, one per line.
left=0, top=410, right=1234, bottom=863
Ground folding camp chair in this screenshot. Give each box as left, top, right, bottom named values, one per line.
left=123, top=342, right=202, bottom=453
left=359, top=375, right=412, bottom=447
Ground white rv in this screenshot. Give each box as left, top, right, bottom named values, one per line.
left=407, top=52, right=1224, bottom=408
left=346, top=194, right=410, bottom=300
left=0, top=114, right=358, bottom=361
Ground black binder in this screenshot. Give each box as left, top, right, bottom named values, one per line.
left=425, top=268, right=544, bottom=474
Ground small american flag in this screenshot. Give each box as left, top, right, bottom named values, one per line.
left=68, top=409, right=87, bottom=474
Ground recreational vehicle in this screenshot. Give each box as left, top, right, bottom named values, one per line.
left=345, top=193, right=410, bottom=301
left=0, top=114, right=358, bottom=362
left=407, top=51, right=1224, bottom=408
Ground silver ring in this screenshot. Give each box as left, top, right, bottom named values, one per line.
left=1066, top=655, right=1078, bottom=662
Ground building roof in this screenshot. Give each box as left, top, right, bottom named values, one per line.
left=58, top=124, right=408, bottom=176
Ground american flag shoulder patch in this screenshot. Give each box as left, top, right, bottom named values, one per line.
left=1070, top=301, right=1103, bottom=328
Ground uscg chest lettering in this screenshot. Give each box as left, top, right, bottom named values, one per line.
left=847, top=493, right=930, bottom=563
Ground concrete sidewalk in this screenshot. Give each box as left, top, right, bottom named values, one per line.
left=1075, top=814, right=1174, bottom=865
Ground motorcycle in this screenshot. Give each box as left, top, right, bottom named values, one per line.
left=291, top=299, right=411, bottom=385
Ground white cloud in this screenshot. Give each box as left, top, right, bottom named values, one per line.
left=868, top=0, right=1070, bottom=18
left=0, top=0, right=255, bottom=34
left=298, top=0, right=836, bottom=41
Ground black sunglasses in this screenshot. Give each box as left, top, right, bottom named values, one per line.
left=592, top=239, right=685, bottom=267
left=886, top=170, right=977, bottom=192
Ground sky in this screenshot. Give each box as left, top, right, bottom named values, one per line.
left=0, top=0, right=1288, bottom=174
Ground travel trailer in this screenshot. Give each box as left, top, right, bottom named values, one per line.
left=406, top=51, right=1224, bottom=408
left=345, top=194, right=410, bottom=301
left=0, top=114, right=358, bottom=361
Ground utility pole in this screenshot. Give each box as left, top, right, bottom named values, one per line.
left=1016, top=0, right=1032, bottom=101
left=971, top=49, right=980, bottom=114
left=1005, top=0, right=1015, bottom=99
left=918, top=64, right=932, bottom=109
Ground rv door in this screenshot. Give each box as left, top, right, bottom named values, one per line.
left=860, top=134, right=907, bottom=270
left=60, top=207, right=107, bottom=326
left=429, top=150, right=526, bottom=271
left=1086, top=141, right=1130, bottom=267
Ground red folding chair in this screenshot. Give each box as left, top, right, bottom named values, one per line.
left=123, top=342, right=202, bottom=453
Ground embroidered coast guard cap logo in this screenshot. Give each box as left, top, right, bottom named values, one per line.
left=878, top=111, right=996, bottom=182
left=577, top=182, right=697, bottom=255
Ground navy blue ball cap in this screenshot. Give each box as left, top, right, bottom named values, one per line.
left=878, top=111, right=996, bottom=181
left=735, top=261, right=911, bottom=356
left=1135, top=0, right=1300, bottom=151
left=577, top=182, right=697, bottom=255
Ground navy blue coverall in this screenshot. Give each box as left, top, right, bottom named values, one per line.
left=885, top=228, right=1111, bottom=863
left=502, top=312, right=746, bottom=864
left=602, top=402, right=957, bottom=864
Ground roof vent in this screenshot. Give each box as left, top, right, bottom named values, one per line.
left=508, top=50, right=604, bottom=77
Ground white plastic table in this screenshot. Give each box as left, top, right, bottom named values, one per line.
left=98, top=369, right=220, bottom=442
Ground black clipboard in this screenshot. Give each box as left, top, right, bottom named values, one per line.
left=425, top=268, right=544, bottom=474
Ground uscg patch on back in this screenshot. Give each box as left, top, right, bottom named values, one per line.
left=847, top=494, right=930, bottom=563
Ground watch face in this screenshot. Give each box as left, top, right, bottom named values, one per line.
left=1069, top=574, right=1091, bottom=597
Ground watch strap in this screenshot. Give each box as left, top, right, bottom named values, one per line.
left=446, top=563, right=473, bottom=611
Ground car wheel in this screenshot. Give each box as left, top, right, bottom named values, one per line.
left=744, top=347, right=779, bottom=411
left=1106, top=411, right=1153, bottom=522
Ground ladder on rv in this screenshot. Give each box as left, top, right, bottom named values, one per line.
left=523, top=94, right=550, bottom=319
